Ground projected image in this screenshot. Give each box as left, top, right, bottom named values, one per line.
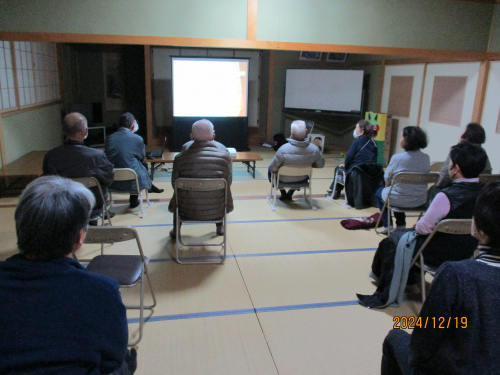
left=172, top=58, right=249, bottom=117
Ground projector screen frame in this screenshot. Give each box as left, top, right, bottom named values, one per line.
left=171, top=56, right=250, bottom=118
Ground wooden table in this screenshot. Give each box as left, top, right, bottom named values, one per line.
left=147, top=152, right=263, bottom=180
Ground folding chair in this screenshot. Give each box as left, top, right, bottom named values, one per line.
left=267, top=166, right=315, bottom=211
left=70, top=177, right=112, bottom=227
left=326, top=167, right=351, bottom=209
left=109, top=168, right=151, bottom=218
left=429, top=161, right=444, bottom=172
left=375, top=172, right=439, bottom=236
left=82, top=226, right=157, bottom=346
left=409, top=219, right=472, bottom=302
left=479, top=174, right=500, bottom=183
left=175, top=178, right=227, bottom=265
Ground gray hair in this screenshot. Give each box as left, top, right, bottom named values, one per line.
left=291, top=120, right=307, bottom=140
left=192, top=119, right=214, bottom=141
left=63, top=112, right=87, bottom=136
left=15, top=176, right=95, bottom=260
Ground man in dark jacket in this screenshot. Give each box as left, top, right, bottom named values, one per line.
left=43, top=112, right=115, bottom=221
left=105, top=112, right=163, bottom=208
left=0, top=176, right=135, bottom=375
left=169, top=119, right=233, bottom=238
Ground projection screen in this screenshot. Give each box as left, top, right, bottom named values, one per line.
left=172, top=57, right=249, bottom=117
left=284, top=69, right=364, bottom=113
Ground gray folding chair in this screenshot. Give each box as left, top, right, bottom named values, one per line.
left=409, top=219, right=472, bottom=302
left=71, top=177, right=112, bottom=227
left=267, top=166, right=315, bottom=211
left=109, top=168, right=151, bottom=218
left=82, top=226, right=157, bottom=346
left=429, top=161, right=444, bottom=172
left=479, top=174, right=500, bottom=183
left=375, top=172, right=439, bottom=236
left=175, top=178, right=227, bottom=264
left=326, top=167, right=351, bottom=209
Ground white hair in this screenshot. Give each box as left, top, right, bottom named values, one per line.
left=291, top=120, right=307, bottom=140
left=192, top=119, right=214, bottom=141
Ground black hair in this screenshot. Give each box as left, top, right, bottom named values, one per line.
left=402, top=126, right=427, bottom=151
left=449, top=142, right=487, bottom=178
left=474, top=182, right=500, bottom=249
left=357, top=119, right=375, bottom=138
left=461, top=122, right=486, bottom=145
left=314, top=137, right=322, bottom=141
left=119, top=112, right=136, bottom=129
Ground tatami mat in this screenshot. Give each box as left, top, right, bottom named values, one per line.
left=0, top=147, right=428, bottom=375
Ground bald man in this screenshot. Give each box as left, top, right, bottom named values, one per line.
left=43, top=112, right=115, bottom=223
left=168, top=119, right=233, bottom=238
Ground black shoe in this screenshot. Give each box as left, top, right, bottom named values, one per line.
left=216, top=224, right=224, bottom=236
left=286, top=190, right=295, bottom=200
left=332, top=190, right=340, bottom=200
left=129, top=201, right=140, bottom=209
left=148, top=184, right=164, bottom=193
left=106, top=211, right=116, bottom=219
left=88, top=220, right=98, bottom=226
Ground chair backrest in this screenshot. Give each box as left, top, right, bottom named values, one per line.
left=113, top=168, right=138, bottom=182
left=479, top=174, right=500, bottom=184
left=392, top=172, right=439, bottom=185
left=277, top=166, right=313, bottom=178
left=175, top=178, right=227, bottom=192
left=84, top=226, right=139, bottom=244
left=71, top=176, right=99, bottom=189
left=433, top=218, right=472, bottom=235
left=430, top=161, right=444, bottom=172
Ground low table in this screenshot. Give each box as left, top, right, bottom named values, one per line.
left=147, top=152, right=263, bottom=180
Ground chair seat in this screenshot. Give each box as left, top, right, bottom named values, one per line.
left=277, top=182, right=309, bottom=189
left=423, top=264, right=438, bottom=275
left=391, top=203, right=428, bottom=212
left=87, top=255, right=149, bottom=286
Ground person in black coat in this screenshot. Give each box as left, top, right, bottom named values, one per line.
left=327, top=119, right=378, bottom=199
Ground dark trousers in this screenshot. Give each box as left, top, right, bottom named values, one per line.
left=108, top=348, right=137, bottom=375
left=376, top=187, right=406, bottom=228
left=381, top=329, right=415, bottom=375
left=329, top=166, right=346, bottom=192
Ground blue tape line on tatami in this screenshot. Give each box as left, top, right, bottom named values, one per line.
left=127, top=300, right=360, bottom=324
left=148, top=247, right=377, bottom=263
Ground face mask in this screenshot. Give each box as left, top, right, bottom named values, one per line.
left=132, top=123, right=139, bottom=133
left=353, top=130, right=359, bottom=139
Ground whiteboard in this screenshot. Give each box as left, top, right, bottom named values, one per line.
left=284, top=69, right=363, bottom=112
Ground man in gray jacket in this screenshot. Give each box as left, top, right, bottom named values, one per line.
left=269, top=120, right=325, bottom=201
left=169, top=119, right=233, bottom=238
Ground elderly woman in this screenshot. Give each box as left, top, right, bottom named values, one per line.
left=376, top=126, right=430, bottom=234
left=381, top=182, right=500, bottom=375
left=327, top=119, right=378, bottom=199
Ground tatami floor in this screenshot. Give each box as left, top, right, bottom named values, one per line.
left=0, top=146, right=423, bottom=375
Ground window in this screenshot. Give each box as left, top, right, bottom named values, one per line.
left=0, top=41, right=60, bottom=113
left=0, top=41, right=16, bottom=110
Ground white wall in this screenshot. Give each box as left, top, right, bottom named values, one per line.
left=480, top=61, right=500, bottom=173
left=419, top=62, right=480, bottom=163
left=381, top=64, right=425, bottom=155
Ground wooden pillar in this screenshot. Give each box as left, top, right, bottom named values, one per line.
left=471, top=60, right=490, bottom=124
left=0, top=116, right=6, bottom=169
left=416, top=63, right=428, bottom=127
left=144, top=45, right=154, bottom=145
left=247, top=0, right=258, bottom=41
left=376, top=57, right=386, bottom=113
left=266, top=50, right=275, bottom=143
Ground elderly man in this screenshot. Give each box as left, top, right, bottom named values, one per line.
left=269, top=120, right=325, bottom=200
left=168, top=119, right=233, bottom=239
left=43, top=112, right=115, bottom=223
left=0, top=176, right=136, bottom=374
left=181, top=130, right=227, bottom=152
left=105, top=112, right=163, bottom=208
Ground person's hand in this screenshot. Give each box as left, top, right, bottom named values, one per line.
left=339, top=163, right=345, bottom=168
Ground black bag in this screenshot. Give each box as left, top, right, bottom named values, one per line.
left=273, top=133, right=287, bottom=151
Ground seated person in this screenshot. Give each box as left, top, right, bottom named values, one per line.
left=0, top=176, right=136, bottom=375
left=381, top=182, right=500, bottom=375
left=181, top=128, right=227, bottom=152
left=168, top=119, right=233, bottom=238
left=376, top=126, right=430, bottom=234
left=268, top=120, right=325, bottom=201
left=105, top=112, right=163, bottom=208
left=359, top=143, right=487, bottom=308
left=327, top=119, right=378, bottom=199
left=429, top=122, right=492, bottom=201
left=43, top=112, right=115, bottom=223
